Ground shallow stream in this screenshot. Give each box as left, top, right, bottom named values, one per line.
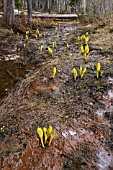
left=0, top=50, right=28, bottom=100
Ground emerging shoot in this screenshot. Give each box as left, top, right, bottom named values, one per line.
left=84, top=37, right=89, bottom=44
left=52, top=41, right=56, bottom=48
left=39, top=45, right=43, bottom=52
left=37, top=127, right=45, bottom=147
left=48, top=130, right=56, bottom=146
left=26, top=31, right=29, bottom=35
left=43, top=127, right=48, bottom=144
left=80, top=66, right=83, bottom=76
left=17, top=47, right=20, bottom=53
left=47, top=125, right=53, bottom=136
left=48, top=46, right=53, bottom=55
left=73, top=68, right=78, bottom=81
left=96, top=62, right=102, bottom=78
left=85, top=44, right=89, bottom=54
left=69, top=53, right=73, bottom=57
left=50, top=67, right=57, bottom=79
left=39, top=34, right=42, bottom=38
left=66, top=43, right=69, bottom=48
left=37, top=126, right=56, bottom=147
left=83, top=52, right=89, bottom=62
left=36, top=28, right=39, bottom=34
left=35, top=34, right=38, bottom=39
left=24, top=44, right=26, bottom=48
left=80, top=66, right=87, bottom=78
left=80, top=45, right=84, bottom=54
left=26, top=35, right=28, bottom=40
left=78, top=35, right=82, bottom=41
left=80, top=67, right=87, bottom=78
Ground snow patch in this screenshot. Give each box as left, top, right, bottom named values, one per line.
left=62, top=130, right=77, bottom=138
left=97, top=147, right=113, bottom=170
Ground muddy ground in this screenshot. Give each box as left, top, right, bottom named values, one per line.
left=0, top=18, right=113, bottom=170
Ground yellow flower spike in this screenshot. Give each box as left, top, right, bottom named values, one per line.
left=35, top=34, right=38, bottom=39
left=80, top=45, right=84, bottom=54
left=66, top=43, right=69, bottom=48
left=26, top=35, right=28, bottom=40
left=82, top=35, right=85, bottom=39
left=80, top=66, right=83, bottom=76
left=43, top=127, right=48, bottom=144
left=36, top=28, right=39, bottom=34
left=78, top=36, right=82, bottom=41
left=85, top=44, right=89, bottom=54
left=73, top=68, right=78, bottom=81
left=48, top=46, right=53, bottom=55
left=81, top=67, right=87, bottom=78
left=48, top=130, right=56, bottom=146
left=96, top=62, right=101, bottom=78
left=97, top=62, right=101, bottom=71
left=86, top=32, right=89, bottom=35
left=83, top=52, right=86, bottom=60
left=52, top=42, right=55, bottom=48
left=83, top=52, right=89, bottom=62
left=52, top=41, right=57, bottom=48
left=47, top=126, right=53, bottom=136
left=39, top=45, right=43, bottom=52
left=85, top=37, right=89, bottom=44
left=39, top=34, right=42, bottom=38
left=24, top=44, right=26, bottom=48
left=36, top=127, right=45, bottom=147
left=26, top=31, right=29, bottom=35
left=17, top=47, right=20, bottom=52
left=50, top=67, right=57, bottom=79
left=69, top=53, right=73, bottom=57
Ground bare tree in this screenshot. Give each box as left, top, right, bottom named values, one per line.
left=4, top=0, right=15, bottom=25
left=26, top=0, right=32, bottom=24
left=82, top=0, right=86, bottom=14
left=87, top=0, right=113, bottom=21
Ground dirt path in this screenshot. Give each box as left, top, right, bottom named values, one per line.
left=0, top=20, right=113, bottom=170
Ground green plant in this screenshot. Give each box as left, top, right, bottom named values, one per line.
left=37, top=127, right=45, bottom=147
left=80, top=66, right=87, bottom=78
left=36, top=126, right=56, bottom=147
left=50, top=67, right=57, bottom=78
left=39, top=45, right=43, bottom=52
left=96, top=62, right=102, bottom=78
left=73, top=68, right=78, bottom=81
left=48, top=46, right=53, bottom=55
left=79, top=34, right=90, bottom=62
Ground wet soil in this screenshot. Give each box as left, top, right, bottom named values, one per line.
left=0, top=59, right=29, bottom=100
left=0, top=19, right=113, bottom=170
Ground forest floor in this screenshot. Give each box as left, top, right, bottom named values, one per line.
left=0, top=17, right=113, bottom=170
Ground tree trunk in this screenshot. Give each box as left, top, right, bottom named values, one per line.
left=26, top=0, right=32, bottom=24
left=4, top=0, right=14, bottom=26
left=82, top=0, right=86, bottom=14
